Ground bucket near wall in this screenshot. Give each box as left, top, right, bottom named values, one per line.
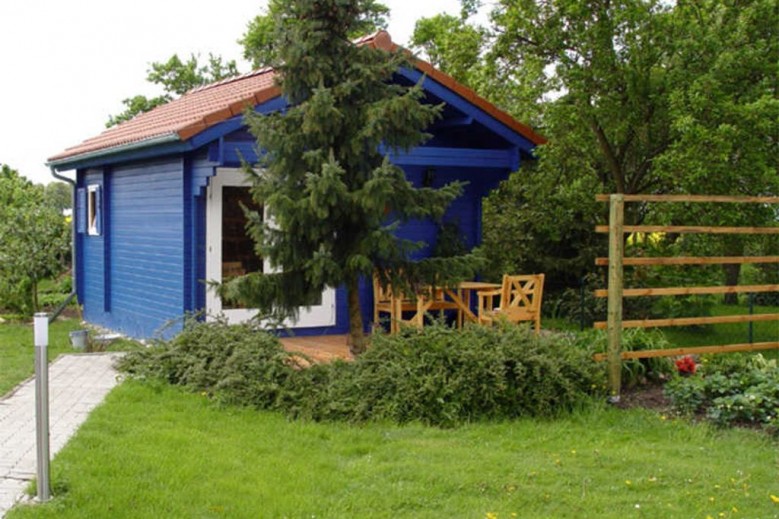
left=69, top=330, right=88, bottom=350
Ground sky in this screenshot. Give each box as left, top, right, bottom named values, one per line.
left=0, top=0, right=465, bottom=185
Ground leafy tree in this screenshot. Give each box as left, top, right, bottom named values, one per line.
left=239, top=0, right=389, bottom=69
left=44, top=181, right=72, bottom=212
left=224, top=0, right=479, bottom=354
left=653, top=0, right=779, bottom=300
left=410, top=9, right=545, bottom=126
left=0, top=165, right=70, bottom=314
left=475, top=0, right=677, bottom=289
left=492, top=0, right=676, bottom=200
left=238, top=2, right=279, bottom=70
left=107, top=54, right=239, bottom=126
left=428, top=0, right=777, bottom=297
left=483, top=161, right=605, bottom=291
left=411, top=13, right=484, bottom=86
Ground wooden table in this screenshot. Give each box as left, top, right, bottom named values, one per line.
left=442, top=281, right=501, bottom=325
left=405, top=281, right=500, bottom=327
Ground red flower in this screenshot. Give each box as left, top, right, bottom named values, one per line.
left=675, top=355, right=697, bottom=375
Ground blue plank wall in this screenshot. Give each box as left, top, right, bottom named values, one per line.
left=81, top=159, right=186, bottom=338
left=78, top=152, right=513, bottom=340
left=80, top=169, right=105, bottom=318
left=196, top=132, right=511, bottom=337
left=396, top=164, right=507, bottom=257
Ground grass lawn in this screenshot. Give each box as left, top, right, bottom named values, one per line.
left=547, top=303, right=778, bottom=358
left=0, top=317, right=82, bottom=396
left=0, top=316, right=139, bottom=396
left=662, top=303, right=779, bottom=352
left=8, top=381, right=779, bottom=518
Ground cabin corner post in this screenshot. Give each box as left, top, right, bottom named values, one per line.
left=607, top=194, right=625, bottom=401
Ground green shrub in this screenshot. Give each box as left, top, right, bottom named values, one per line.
left=119, top=320, right=606, bottom=427
left=665, top=354, right=779, bottom=435
left=587, top=328, right=675, bottom=387
left=650, top=294, right=715, bottom=327
left=37, top=292, right=70, bottom=310
left=663, top=375, right=706, bottom=415
left=555, top=273, right=606, bottom=326
left=0, top=277, right=33, bottom=315
left=117, top=317, right=299, bottom=410
left=289, top=324, right=606, bottom=426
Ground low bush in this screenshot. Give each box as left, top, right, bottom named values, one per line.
left=119, top=320, right=606, bottom=427
left=650, top=294, right=715, bottom=328
left=117, top=317, right=300, bottom=410
left=0, top=277, right=33, bottom=315
left=586, top=328, right=675, bottom=388
left=665, top=354, right=779, bottom=436
left=37, top=274, right=73, bottom=309
left=292, top=324, right=606, bottom=426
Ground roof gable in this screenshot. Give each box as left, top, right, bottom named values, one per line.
left=49, top=31, right=544, bottom=168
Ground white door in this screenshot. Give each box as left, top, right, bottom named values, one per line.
left=205, top=168, right=336, bottom=327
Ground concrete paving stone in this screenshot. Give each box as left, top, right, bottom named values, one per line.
left=0, top=479, right=28, bottom=513
left=0, top=353, right=123, bottom=517
left=6, top=468, right=34, bottom=478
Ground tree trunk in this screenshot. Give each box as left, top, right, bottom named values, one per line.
left=722, top=263, right=741, bottom=305
left=347, top=276, right=367, bottom=356
left=722, top=236, right=744, bottom=305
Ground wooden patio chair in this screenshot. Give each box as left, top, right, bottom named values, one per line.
left=373, top=274, right=416, bottom=333
left=477, top=274, right=545, bottom=333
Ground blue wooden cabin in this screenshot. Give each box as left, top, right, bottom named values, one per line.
left=47, top=31, right=543, bottom=339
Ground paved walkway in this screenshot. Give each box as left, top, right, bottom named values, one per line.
left=0, top=353, right=122, bottom=516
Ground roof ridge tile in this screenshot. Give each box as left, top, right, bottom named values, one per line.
left=186, top=66, right=275, bottom=95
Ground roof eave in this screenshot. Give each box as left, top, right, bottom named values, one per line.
left=47, top=133, right=182, bottom=171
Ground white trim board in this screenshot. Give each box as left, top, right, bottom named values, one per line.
left=205, top=168, right=336, bottom=327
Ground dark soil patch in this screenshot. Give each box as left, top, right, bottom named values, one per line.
left=56, top=305, right=82, bottom=320
left=614, top=382, right=776, bottom=438
left=614, top=382, right=671, bottom=413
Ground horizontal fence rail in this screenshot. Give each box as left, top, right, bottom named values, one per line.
left=593, top=312, right=779, bottom=330
left=595, top=225, right=779, bottom=235
left=594, top=193, right=779, bottom=397
left=594, top=194, right=779, bottom=203
left=593, top=341, right=779, bottom=362
left=595, top=256, right=779, bottom=266
left=594, top=284, right=779, bottom=298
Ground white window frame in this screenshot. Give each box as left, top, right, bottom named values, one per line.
left=87, top=184, right=100, bottom=236
left=205, top=168, right=336, bottom=327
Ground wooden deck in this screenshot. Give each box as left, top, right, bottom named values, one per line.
left=279, top=334, right=354, bottom=364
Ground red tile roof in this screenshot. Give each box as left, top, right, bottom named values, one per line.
left=49, top=31, right=544, bottom=165
left=48, top=68, right=279, bottom=163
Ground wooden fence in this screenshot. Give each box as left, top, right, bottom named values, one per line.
left=594, top=194, right=779, bottom=398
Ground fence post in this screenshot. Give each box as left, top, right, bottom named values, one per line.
left=607, top=195, right=625, bottom=401
left=34, top=313, right=51, bottom=502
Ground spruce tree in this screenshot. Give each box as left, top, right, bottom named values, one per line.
left=226, top=0, right=480, bottom=354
